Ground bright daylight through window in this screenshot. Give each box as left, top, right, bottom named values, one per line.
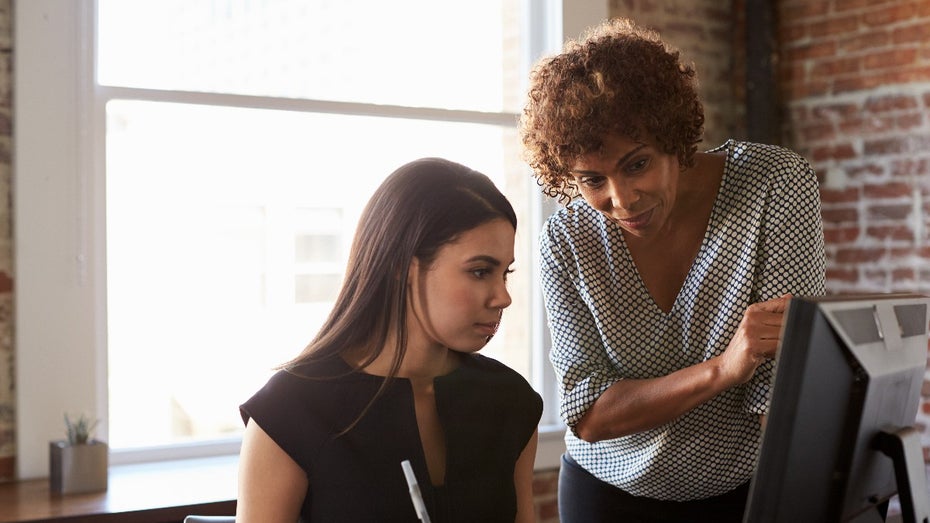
left=98, top=0, right=539, bottom=454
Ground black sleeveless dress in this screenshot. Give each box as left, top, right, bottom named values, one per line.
left=240, top=353, right=543, bottom=522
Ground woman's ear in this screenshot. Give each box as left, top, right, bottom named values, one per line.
left=406, top=257, right=421, bottom=286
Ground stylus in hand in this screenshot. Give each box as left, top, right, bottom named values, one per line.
left=401, top=459, right=432, bottom=523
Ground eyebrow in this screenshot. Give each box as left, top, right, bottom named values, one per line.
left=466, top=255, right=515, bottom=266
left=571, top=143, right=648, bottom=177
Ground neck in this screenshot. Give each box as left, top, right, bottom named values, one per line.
left=350, top=331, right=460, bottom=379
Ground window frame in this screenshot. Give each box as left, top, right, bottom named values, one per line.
left=14, top=0, right=608, bottom=479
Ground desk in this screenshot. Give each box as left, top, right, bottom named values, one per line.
left=0, top=456, right=237, bottom=523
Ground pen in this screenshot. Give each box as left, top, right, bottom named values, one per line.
left=400, top=459, right=432, bottom=523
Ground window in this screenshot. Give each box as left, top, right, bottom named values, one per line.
left=15, top=0, right=608, bottom=477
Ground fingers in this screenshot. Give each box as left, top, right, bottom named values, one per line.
left=753, top=294, right=792, bottom=314
left=742, top=296, right=793, bottom=356
left=720, top=295, right=797, bottom=384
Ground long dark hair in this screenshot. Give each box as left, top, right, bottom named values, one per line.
left=283, top=157, right=516, bottom=428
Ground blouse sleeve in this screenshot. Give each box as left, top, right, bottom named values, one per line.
left=745, top=147, right=827, bottom=414
left=539, top=216, right=622, bottom=432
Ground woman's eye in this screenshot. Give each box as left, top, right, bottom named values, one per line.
left=627, top=158, right=649, bottom=173
left=471, top=268, right=491, bottom=278
left=579, top=177, right=604, bottom=188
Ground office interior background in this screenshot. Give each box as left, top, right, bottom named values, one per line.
left=3, top=0, right=930, bottom=520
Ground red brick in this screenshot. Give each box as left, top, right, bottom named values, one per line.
left=781, top=2, right=831, bottom=25
left=786, top=40, right=839, bottom=61
left=822, top=207, right=859, bottom=224
left=894, top=158, right=930, bottom=176
left=866, top=225, right=914, bottom=241
left=823, top=226, right=861, bottom=243
left=835, top=0, right=898, bottom=11
left=835, top=247, right=886, bottom=263
left=896, top=112, right=924, bottom=131
left=811, top=56, right=862, bottom=79
left=809, top=15, right=860, bottom=37
left=839, top=31, right=891, bottom=53
left=788, top=79, right=831, bottom=99
left=864, top=182, right=913, bottom=199
left=864, top=94, right=919, bottom=112
left=537, top=499, right=559, bottom=520
left=820, top=187, right=860, bottom=204
left=839, top=116, right=894, bottom=135
left=844, top=163, right=885, bottom=178
left=532, top=472, right=558, bottom=494
left=834, top=74, right=886, bottom=94
left=810, top=143, right=857, bottom=162
left=800, top=122, right=836, bottom=143
left=780, top=23, right=807, bottom=42
left=867, top=204, right=913, bottom=221
left=864, top=137, right=910, bottom=155
left=826, top=267, right=860, bottom=282
left=812, top=103, right=862, bottom=120
left=863, top=48, right=919, bottom=70
left=892, top=65, right=930, bottom=83
left=892, top=23, right=930, bottom=45
left=863, top=3, right=918, bottom=27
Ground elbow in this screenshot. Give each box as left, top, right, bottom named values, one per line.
left=573, top=417, right=605, bottom=443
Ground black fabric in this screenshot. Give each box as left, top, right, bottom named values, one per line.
left=240, top=353, right=543, bottom=523
left=558, top=453, right=749, bottom=523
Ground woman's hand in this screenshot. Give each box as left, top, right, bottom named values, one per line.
left=717, top=294, right=792, bottom=386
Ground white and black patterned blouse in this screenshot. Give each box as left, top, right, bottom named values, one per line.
left=539, top=140, right=826, bottom=501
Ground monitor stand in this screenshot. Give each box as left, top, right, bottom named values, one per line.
left=875, top=426, right=930, bottom=523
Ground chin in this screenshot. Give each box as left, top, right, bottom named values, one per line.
left=448, top=343, right=487, bottom=355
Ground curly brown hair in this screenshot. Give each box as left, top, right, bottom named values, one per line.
left=520, top=18, right=705, bottom=203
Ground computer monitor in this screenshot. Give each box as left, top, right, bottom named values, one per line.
left=744, top=293, right=930, bottom=523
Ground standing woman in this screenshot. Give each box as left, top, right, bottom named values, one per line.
left=237, top=158, right=542, bottom=523
left=520, top=18, right=825, bottom=523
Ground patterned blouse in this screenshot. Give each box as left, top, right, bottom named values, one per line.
left=539, top=140, right=826, bottom=501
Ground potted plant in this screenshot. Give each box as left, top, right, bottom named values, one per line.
left=49, top=413, right=108, bottom=494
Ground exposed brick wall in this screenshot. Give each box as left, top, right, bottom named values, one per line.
left=777, top=0, right=930, bottom=459
left=609, top=0, right=745, bottom=149
left=533, top=468, right=560, bottom=523
left=0, top=0, right=13, bottom=482
left=4, top=0, right=929, bottom=517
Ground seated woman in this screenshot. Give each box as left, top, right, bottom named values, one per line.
left=236, top=157, right=543, bottom=523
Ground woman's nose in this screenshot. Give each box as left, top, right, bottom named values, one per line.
left=492, top=281, right=512, bottom=310
left=607, top=180, right=638, bottom=210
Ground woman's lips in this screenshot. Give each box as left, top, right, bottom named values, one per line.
left=613, top=208, right=654, bottom=230
left=475, top=321, right=500, bottom=337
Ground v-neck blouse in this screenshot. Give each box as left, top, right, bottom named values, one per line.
left=539, top=140, right=826, bottom=501
left=240, top=352, right=542, bottom=522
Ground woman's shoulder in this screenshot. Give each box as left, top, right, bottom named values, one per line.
left=245, top=356, right=364, bottom=408
left=541, top=199, right=610, bottom=252
left=445, top=355, right=543, bottom=428
left=458, top=355, right=541, bottom=402
left=721, top=140, right=812, bottom=171
left=713, top=140, right=816, bottom=189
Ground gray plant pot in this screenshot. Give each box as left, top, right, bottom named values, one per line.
left=49, top=440, right=109, bottom=494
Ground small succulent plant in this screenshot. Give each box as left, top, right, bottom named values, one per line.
left=64, top=413, right=99, bottom=445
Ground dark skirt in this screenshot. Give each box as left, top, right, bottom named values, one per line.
left=558, top=453, right=750, bottom=523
